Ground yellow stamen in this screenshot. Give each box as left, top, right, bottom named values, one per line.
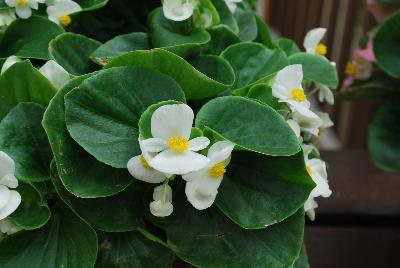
left=291, top=88, right=307, bottom=102
left=306, top=166, right=313, bottom=175
left=316, top=43, right=327, bottom=56
left=59, top=15, right=72, bottom=28
left=345, top=62, right=356, bottom=75
left=209, top=162, right=226, bottom=178
left=318, top=128, right=325, bottom=136
left=167, top=135, right=189, bottom=152
left=140, top=155, right=152, bottom=170
left=17, top=0, right=26, bottom=8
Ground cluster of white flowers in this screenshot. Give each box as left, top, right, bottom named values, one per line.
left=0, top=152, right=21, bottom=238
left=3, top=0, right=81, bottom=27
left=127, top=104, right=234, bottom=217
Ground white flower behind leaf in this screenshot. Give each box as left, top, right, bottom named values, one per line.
left=47, top=0, right=82, bottom=27
left=0, top=152, right=21, bottom=221
left=5, top=0, right=44, bottom=19
left=1, top=55, right=21, bottom=75
left=140, top=104, right=210, bottom=175
left=39, top=60, right=70, bottom=89
left=162, top=0, right=196, bottom=21
left=225, top=0, right=242, bottom=13
left=183, top=141, right=234, bottom=210
left=150, top=184, right=173, bottom=217
left=303, top=28, right=328, bottom=56
left=0, top=9, right=16, bottom=26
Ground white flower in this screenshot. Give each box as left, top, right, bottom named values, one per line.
left=0, top=9, right=16, bottom=26
left=140, top=104, right=210, bottom=175
left=39, top=60, right=70, bottom=89
left=271, top=65, right=312, bottom=115
left=287, top=119, right=301, bottom=138
left=47, top=0, right=82, bottom=27
left=1, top=55, right=21, bottom=75
left=225, top=0, right=242, bottom=13
left=183, top=141, right=234, bottom=210
left=127, top=154, right=168, bottom=184
left=315, top=112, right=334, bottom=129
left=316, top=83, right=334, bottom=105
left=304, top=154, right=332, bottom=221
left=291, top=108, right=323, bottom=136
left=303, top=27, right=328, bottom=56
left=150, top=184, right=173, bottom=217
left=0, top=218, right=21, bottom=235
left=5, top=0, right=44, bottom=19
left=0, top=152, right=21, bottom=221
left=162, top=0, right=196, bottom=21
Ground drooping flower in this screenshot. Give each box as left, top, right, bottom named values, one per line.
left=150, top=184, right=173, bottom=217
left=225, top=0, right=242, bottom=13
left=0, top=9, right=16, bottom=26
left=5, top=0, right=44, bottom=19
left=315, top=83, right=334, bottom=105
left=183, top=141, right=234, bottom=210
left=47, top=0, right=82, bottom=27
left=39, top=60, right=70, bottom=89
left=291, top=108, right=323, bottom=136
left=140, top=104, right=210, bottom=175
left=303, top=28, right=328, bottom=56
left=162, top=0, right=196, bottom=21
left=0, top=55, right=21, bottom=75
left=0, top=152, right=21, bottom=221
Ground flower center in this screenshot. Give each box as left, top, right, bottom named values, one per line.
left=140, top=155, right=152, bottom=170
left=167, top=135, right=189, bottom=152
left=59, top=15, right=72, bottom=27
left=306, top=165, right=313, bottom=175
left=17, top=0, right=26, bottom=8
left=345, top=62, right=356, bottom=75
left=316, top=43, right=327, bottom=56
left=209, top=162, right=226, bottom=178
left=291, top=88, right=307, bottom=102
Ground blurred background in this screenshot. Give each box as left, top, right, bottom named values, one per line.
left=255, top=1, right=400, bottom=267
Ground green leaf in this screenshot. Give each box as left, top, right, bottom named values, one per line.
left=193, top=0, right=220, bottom=28
left=247, top=83, right=287, bottom=110
left=221, top=42, right=288, bottom=88
left=42, top=73, right=134, bottom=198
left=0, top=103, right=52, bottom=182
left=75, top=0, right=108, bottom=11
left=0, top=202, right=98, bottom=268
left=289, top=52, right=339, bottom=89
left=204, top=25, right=241, bottom=55
left=195, top=96, right=300, bottom=156
left=368, top=98, right=400, bottom=173
left=0, top=16, right=64, bottom=60
left=96, top=230, right=175, bottom=268
left=0, top=60, right=57, bottom=120
left=49, top=32, right=102, bottom=75
left=373, top=11, right=400, bottom=78
left=216, top=151, right=314, bottom=229
left=9, top=182, right=50, bottom=230
left=148, top=7, right=210, bottom=57
left=255, top=15, right=276, bottom=49
left=105, top=49, right=232, bottom=99
left=234, top=8, right=258, bottom=41
left=166, top=192, right=305, bottom=268
left=91, top=32, right=151, bottom=65
left=64, top=67, right=186, bottom=168
left=188, top=55, right=235, bottom=85
left=293, top=245, right=310, bottom=268
left=211, top=0, right=239, bottom=32
left=278, top=38, right=301, bottom=56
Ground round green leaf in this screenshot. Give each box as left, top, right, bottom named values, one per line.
left=221, top=42, right=288, bottom=89
left=9, top=182, right=51, bottom=230
left=0, top=60, right=57, bottom=120
left=49, top=32, right=102, bottom=75
left=216, top=151, right=315, bottom=229
left=0, top=15, right=64, bottom=60
left=278, top=38, right=301, bottom=56
left=289, top=52, right=339, bottom=89
left=96, top=230, right=175, bottom=268
left=195, top=96, right=301, bottom=156
left=0, top=103, right=52, bottom=182
left=368, top=99, right=400, bottom=173
left=293, top=245, right=310, bottom=268
left=105, top=49, right=232, bottom=100
left=204, top=25, right=241, bottom=55
left=234, top=8, right=258, bottom=41
left=247, top=83, right=288, bottom=111
left=0, top=202, right=98, bottom=268
left=42, top=73, right=134, bottom=198
left=188, top=55, right=235, bottom=85
left=373, top=11, right=400, bottom=78
left=255, top=15, right=276, bottom=49
left=64, top=67, right=186, bottom=168
left=91, top=32, right=151, bottom=65
left=211, top=0, right=239, bottom=32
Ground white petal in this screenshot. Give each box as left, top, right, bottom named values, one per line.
left=0, top=191, right=21, bottom=221
left=316, top=111, right=334, bottom=128
left=287, top=119, right=301, bottom=138
left=39, top=60, right=70, bottom=89
left=0, top=186, right=11, bottom=210
left=27, top=0, right=39, bottom=10
left=150, top=200, right=173, bottom=217
left=127, top=156, right=166, bottom=184
left=0, top=151, right=16, bottom=185
left=0, top=174, right=19, bottom=189
left=151, top=104, right=194, bottom=140
left=0, top=218, right=21, bottom=235
left=47, top=0, right=82, bottom=18
left=188, top=137, right=210, bottom=151
left=304, top=197, right=318, bottom=212
left=1, top=56, right=21, bottom=75
left=271, top=64, right=303, bottom=91
left=15, top=6, right=32, bottom=19
left=316, top=83, right=334, bottom=105
left=207, top=141, right=234, bottom=165
left=303, top=28, right=326, bottom=54
left=153, top=184, right=172, bottom=203
left=163, top=0, right=195, bottom=21
left=0, top=9, right=17, bottom=26
left=271, top=84, right=291, bottom=101
left=292, top=106, right=323, bottom=129
left=286, top=99, right=311, bottom=111
left=186, top=170, right=223, bottom=196
left=141, top=138, right=167, bottom=153
left=185, top=181, right=217, bottom=210
left=5, top=0, right=17, bottom=7
left=150, top=150, right=209, bottom=175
